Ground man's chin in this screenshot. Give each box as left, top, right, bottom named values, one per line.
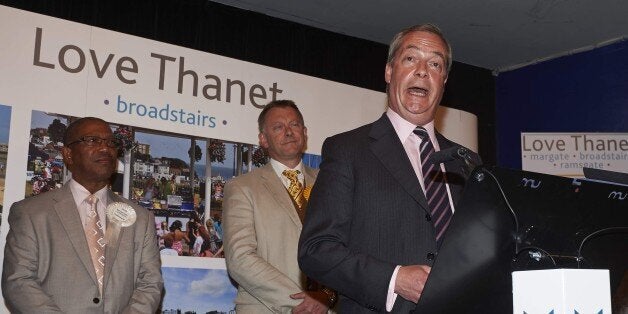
left=280, top=144, right=304, bottom=152
left=92, top=169, right=116, bottom=181
left=401, top=100, right=432, bottom=112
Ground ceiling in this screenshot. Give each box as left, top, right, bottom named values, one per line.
left=211, top=0, right=628, bottom=72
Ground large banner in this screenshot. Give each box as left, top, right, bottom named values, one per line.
left=0, top=6, right=387, bottom=151
left=0, top=5, right=478, bottom=312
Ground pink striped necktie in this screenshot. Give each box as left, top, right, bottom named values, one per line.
left=414, top=127, right=453, bottom=246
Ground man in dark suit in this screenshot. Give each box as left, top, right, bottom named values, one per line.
left=298, top=24, right=481, bottom=312
left=2, top=117, right=163, bottom=313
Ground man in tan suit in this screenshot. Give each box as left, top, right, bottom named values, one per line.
left=2, top=117, right=163, bottom=313
left=223, top=100, right=334, bottom=313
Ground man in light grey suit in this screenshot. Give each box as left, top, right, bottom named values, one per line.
left=223, top=100, right=335, bottom=313
left=2, top=117, right=163, bottom=313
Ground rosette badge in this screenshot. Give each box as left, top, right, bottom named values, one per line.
left=106, top=202, right=137, bottom=227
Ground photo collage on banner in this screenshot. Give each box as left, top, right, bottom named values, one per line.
left=26, top=111, right=320, bottom=259
left=161, top=263, right=237, bottom=314
left=26, top=112, right=68, bottom=197
left=0, top=104, right=11, bottom=226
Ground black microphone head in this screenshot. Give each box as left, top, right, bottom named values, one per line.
left=456, top=147, right=469, bottom=159
left=429, top=146, right=460, bottom=164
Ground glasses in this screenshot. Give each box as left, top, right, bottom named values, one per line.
left=66, top=136, right=122, bottom=149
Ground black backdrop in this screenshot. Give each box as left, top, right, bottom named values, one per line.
left=0, top=0, right=496, bottom=164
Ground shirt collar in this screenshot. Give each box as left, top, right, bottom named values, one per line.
left=386, top=108, right=436, bottom=143
left=270, top=158, right=306, bottom=188
left=69, top=179, right=110, bottom=208
left=270, top=158, right=304, bottom=177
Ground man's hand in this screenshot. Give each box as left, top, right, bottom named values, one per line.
left=290, top=291, right=329, bottom=314
left=394, top=264, right=431, bottom=303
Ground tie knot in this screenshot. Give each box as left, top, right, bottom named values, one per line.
left=413, top=126, right=429, bottom=140
left=86, top=194, right=97, bottom=205
left=282, top=169, right=301, bottom=182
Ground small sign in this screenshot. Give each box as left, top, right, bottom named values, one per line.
left=521, top=133, right=628, bottom=177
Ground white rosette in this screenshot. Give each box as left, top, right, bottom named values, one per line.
left=106, top=202, right=137, bottom=227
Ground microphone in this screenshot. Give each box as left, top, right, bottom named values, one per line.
left=429, top=145, right=478, bottom=179
left=430, top=145, right=476, bottom=166
left=430, top=146, right=463, bottom=164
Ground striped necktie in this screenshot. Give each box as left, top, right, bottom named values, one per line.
left=413, top=127, right=453, bottom=245
left=85, top=195, right=105, bottom=293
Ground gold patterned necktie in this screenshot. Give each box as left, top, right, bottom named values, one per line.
left=282, top=169, right=307, bottom=216
left=85, top=195, right=105, bottom=294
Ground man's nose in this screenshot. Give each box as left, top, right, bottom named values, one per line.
left=414, top=62, right=428, bottom=77
left=96, top=142, right=116, bottom=152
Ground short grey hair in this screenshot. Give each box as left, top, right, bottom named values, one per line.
left=386, top=23, right=453, bottom=74
left=257, top=100, right=304, bottom=133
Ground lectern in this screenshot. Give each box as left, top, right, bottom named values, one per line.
left=414, top=166, right=628, bottom=313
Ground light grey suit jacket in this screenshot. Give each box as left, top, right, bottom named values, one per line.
left=2, top=185, right=164, bottom=313
left=223, top=163, right=318, bottom=314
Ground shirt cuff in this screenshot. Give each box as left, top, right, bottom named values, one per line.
left=386, top=265, right=401, bottom=312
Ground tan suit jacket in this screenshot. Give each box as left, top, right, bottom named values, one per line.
left=223, top=163, right=318, bottom=313
left=2, top=185, right=163, bottom=313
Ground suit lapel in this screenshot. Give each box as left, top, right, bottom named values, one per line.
left=259, top=164, right=302, bottom=228
left=302, top=166, right=317, bottom=188
left=103, top=191, right=126, bottom=290
left=369, top=114, right=429, bottom=211
left=52, top=186, right=99, bottom=286
left=301, top=166, right=317, bottom=216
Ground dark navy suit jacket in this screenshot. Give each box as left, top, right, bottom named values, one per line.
left=298, top=114, right=480, bottom=313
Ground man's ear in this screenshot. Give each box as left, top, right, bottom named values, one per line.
left=61, top=146, right=73, bottom=166
left=258, top=132, right=268, bottom=149
left=385, top=63, right=392, bottom=84
left=302, top=126, right=309, bottom=152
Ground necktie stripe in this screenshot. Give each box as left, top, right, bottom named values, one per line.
left=425, top=174, right=446, bottom=195
left=433, top=201, right=449, bottom=225
left=435, top=218, right=451, bottom=240
left=423, top=163, right=435, bottom=177
left=413, top=127, right=453, bottom=245
left=426, top=182, right=446, bottom=201
left=429, top=192, right=448, bottom=215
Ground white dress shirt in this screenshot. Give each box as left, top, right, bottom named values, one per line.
left=69, top=179, right=109, bottom=235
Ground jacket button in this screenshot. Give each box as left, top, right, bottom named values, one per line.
left=426, top=252, right=435, bottom=261
left=425, top=214, right=431, bottom=221
left=93, top=297, right=100, bottom=304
